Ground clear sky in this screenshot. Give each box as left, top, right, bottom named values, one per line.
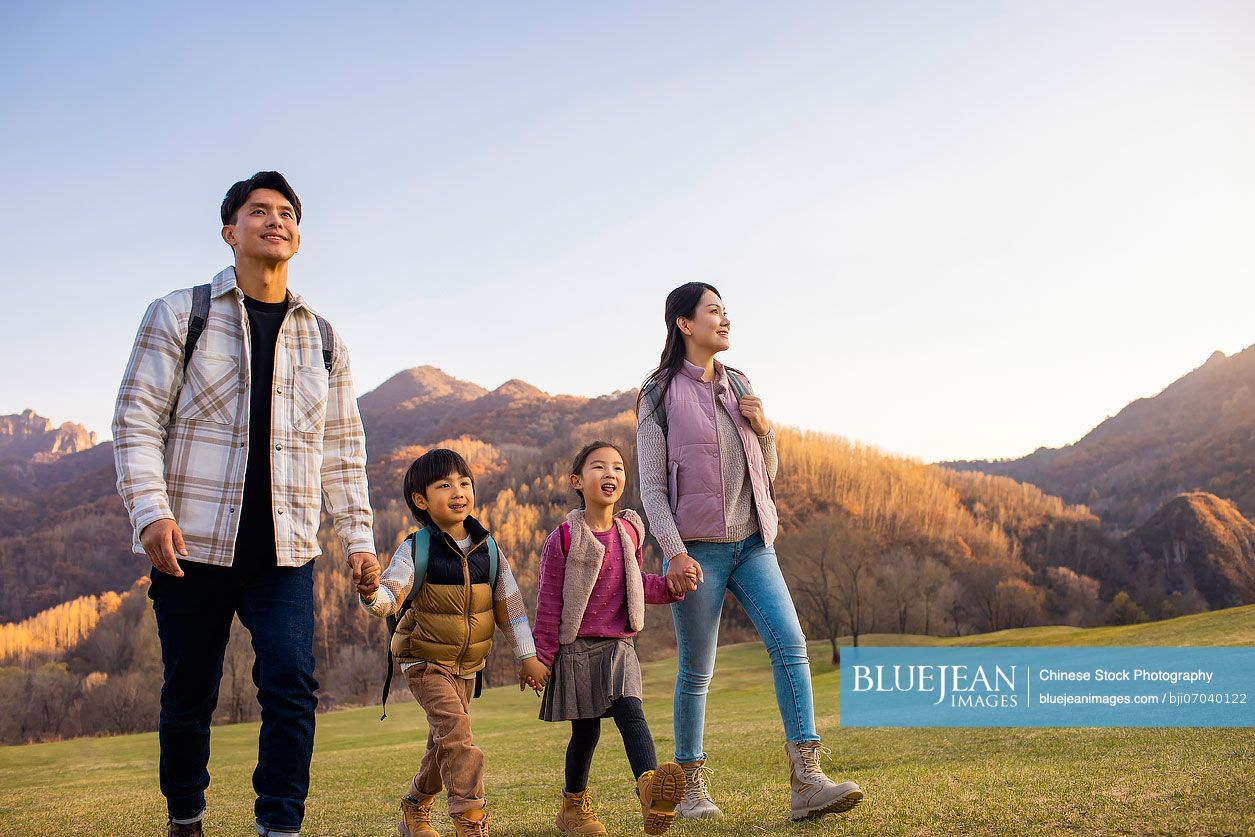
left=2, top=1, right=1252, bottom=463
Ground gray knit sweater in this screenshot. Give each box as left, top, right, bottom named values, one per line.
left=636, top=390, right=778, bottom=560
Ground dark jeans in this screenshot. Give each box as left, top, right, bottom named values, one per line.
left=149, top=559, right=317, bottom=832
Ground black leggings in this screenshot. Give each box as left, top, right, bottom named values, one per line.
left=565, top=697, right=658, bottom=793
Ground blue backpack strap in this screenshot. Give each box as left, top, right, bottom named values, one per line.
left=381, top=528, right=431, bottom=720
left=726, top=368, right=750, bottom=400
left=182, top=284, right=212, bottom=372
left=486, top=535, right=499, bottom=590
left=314, top=313, right=335, bottom=373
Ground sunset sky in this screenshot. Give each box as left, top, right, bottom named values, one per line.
left=2, top=2, right=1252, bottom=463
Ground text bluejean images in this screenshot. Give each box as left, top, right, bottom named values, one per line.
left=840, top=647, right=1255, bottom=727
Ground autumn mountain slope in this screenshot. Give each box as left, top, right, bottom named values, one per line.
left=946, top=344, right=1255, bottom=530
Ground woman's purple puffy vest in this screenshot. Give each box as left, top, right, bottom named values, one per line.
left=665, top=360, right=778, bottom=546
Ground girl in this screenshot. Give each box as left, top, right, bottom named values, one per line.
left=635, top=283, right=864, bottom=822
left=533, top=441, right=693, bottom=835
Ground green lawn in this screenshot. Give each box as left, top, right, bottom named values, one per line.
left=2, top=607, right=1253, bottom=836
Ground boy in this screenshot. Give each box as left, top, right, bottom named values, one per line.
left=361, top=448, right=550, bottom=837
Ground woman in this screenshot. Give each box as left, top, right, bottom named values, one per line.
left=635, top=282, right=864, bottom=822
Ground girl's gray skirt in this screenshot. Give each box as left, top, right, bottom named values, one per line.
left=539, top=636, right=643, bottom=722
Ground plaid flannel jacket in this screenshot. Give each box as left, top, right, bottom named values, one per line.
left=113, top=267, right=374, bottom=567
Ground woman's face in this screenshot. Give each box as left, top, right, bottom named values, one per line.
left=679, top=289, right=730, bottom=354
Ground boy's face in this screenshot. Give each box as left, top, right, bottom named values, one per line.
left=413, top=470, right=475, bottom=529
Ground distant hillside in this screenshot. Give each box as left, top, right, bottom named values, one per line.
left=946, top=344, right=1255, bottom=531
left=359, top=366, right=636, bottom=457
left=0, top=410, right=96, bottom=464
left=357, top=366, right=488, bottom=452
left=1122, top=492, right=1255, bottom=609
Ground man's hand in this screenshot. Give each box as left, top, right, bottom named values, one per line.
left=140, top=518, right=187, bottom=577
left=349, top=552, right=380, bottom=597
left=520, top=657, right=550, bottom=693
left=738, top=394, right=772, bottom=436
left=666, top=553, right=702, bottom=596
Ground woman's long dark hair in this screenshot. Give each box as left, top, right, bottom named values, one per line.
left=636, top=282, right=722, bottom=424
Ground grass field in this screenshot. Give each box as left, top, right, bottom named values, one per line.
left=2, top=606, right=1253, bottom=836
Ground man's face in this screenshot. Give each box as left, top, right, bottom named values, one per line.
left=221, top=188, right=300, bottom=263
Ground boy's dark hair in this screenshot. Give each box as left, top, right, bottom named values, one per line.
left=570, top=440, right=627, bottom=510
left=403, top=448, right=475, bottom=526
left=220, top=171, right=302, bottom=226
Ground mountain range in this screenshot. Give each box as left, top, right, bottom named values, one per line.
left=2, top=347, right=1253, bottom=629
left=946, top=344, right=1255, bottom=531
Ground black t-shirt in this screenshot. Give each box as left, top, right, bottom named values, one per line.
left=233, top=294, right=288, bottom=571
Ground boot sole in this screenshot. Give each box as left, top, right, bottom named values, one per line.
left=643, top=762, right=687, bottom=835
left=790, top=788, right=865, bottom=821
left=398, top=819, right=440, bottom=837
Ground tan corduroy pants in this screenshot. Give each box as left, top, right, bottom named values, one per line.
left=404, top=662, right=486, bottom=814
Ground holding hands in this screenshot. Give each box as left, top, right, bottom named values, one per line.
left=520, top=656, right=550, bottom=694
left=666, top=553, right=703, bottom=597
left=349, top=551, right=381, bottom=599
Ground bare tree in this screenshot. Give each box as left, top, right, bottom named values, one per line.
left=218, top=618, right=258, bottom=725
left=789, top=515, right=879, bottom=661
left=917, top=557, right=951, bottom=635
left=877, top=547, right=919, bottom=634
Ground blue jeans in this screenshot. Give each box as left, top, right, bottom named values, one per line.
left=667, top=532, right=817, bottom=762
left=149, top=559, right=317, bottom=833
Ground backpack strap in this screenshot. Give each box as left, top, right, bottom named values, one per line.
left=640, top=378, right=668, bottom=435
left=485, top=535, right=499, bottom=590
left=726, top=369, right=750, bottom=400
left=182, top=284, right=212, bottom=372
left=618, top=517, right=641, bottom=555
left=314, top=313, right=335, bottom=373
left=380, top=529, right=431, bottom=720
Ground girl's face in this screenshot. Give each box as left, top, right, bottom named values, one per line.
left=678, top=289, right=730, bottom=354
left=572, top=447, right=627, bottom=510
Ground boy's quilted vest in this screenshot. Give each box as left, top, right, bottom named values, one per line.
left=664, top=360, right=777, bottom=546
left=391, top=534, right=496, bottom=675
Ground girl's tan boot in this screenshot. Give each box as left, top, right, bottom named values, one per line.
left=555, top=788, right=607, bottom=835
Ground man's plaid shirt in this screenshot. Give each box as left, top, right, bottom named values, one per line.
left=113, top=267, right=374, bottom=567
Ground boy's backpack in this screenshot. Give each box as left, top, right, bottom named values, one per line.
left=559, top=518, right=641, bottom=558
left=182, top=283, right=335, bottom=374
left=379, top=528, right=499, bottom=719
left=640, top=368, right=750, bottom=435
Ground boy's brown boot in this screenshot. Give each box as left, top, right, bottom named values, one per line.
left=398, top=794, right=440, bottom=837
left=452, top=808, right=490, bottom=837
left=635, top=762, right=686, bottom=835
left=785, top=741, right=864, bottom=821
left=555, top=788, right=607, bottom=835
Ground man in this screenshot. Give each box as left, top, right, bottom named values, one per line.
left=113, top=171, right=381, bottom=837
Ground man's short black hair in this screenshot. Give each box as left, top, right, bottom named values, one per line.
left=220, top=171, right=302, bottom=226
left=403, top=448, right=475, bottom=526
